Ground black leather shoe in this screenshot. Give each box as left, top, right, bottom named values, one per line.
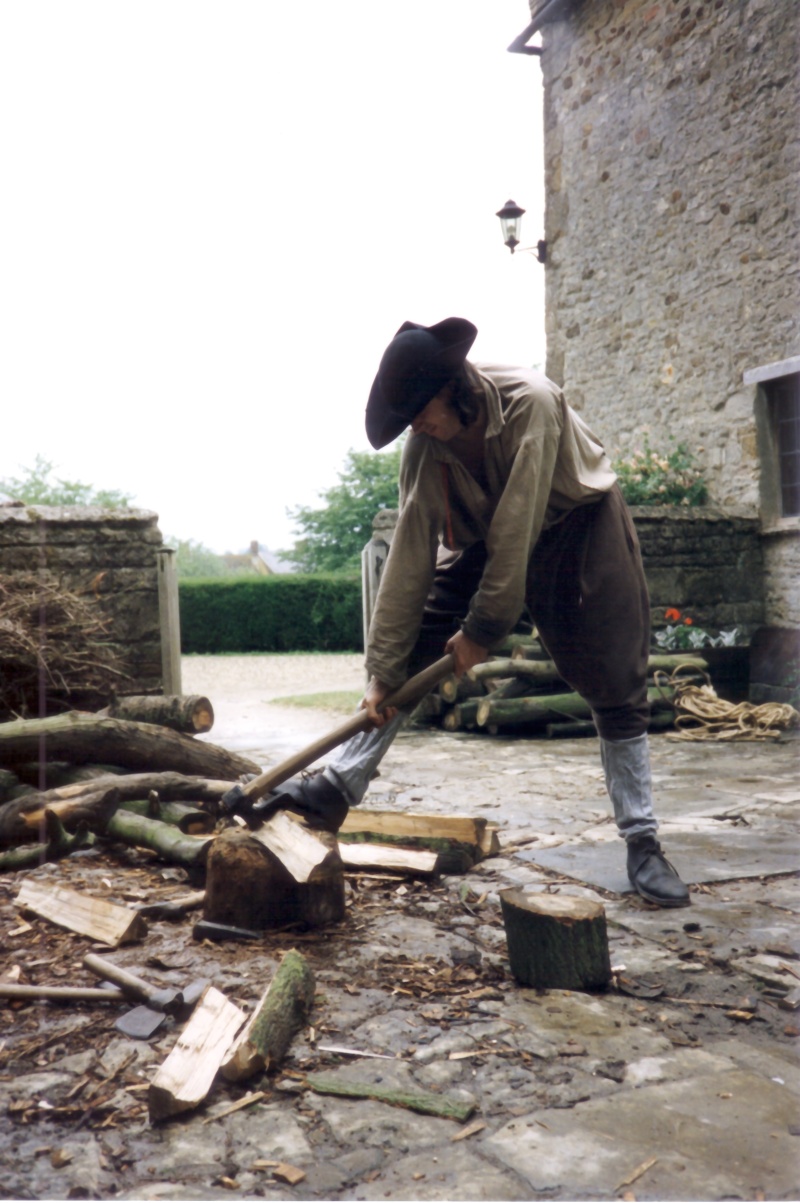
left=627, top=835, right=690, bottom=907
left=251, top=771, right=349, bottom=833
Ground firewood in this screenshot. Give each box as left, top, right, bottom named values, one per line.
left=0, top=712, right=259, bottom=779
left=339, top=810, right=492, bottom=857
left=148, top=986, right=246, bottom=1123
left=468, top=657, right=565, bottom=684
left=500, top=888, right=612, bottom=991
left=477, top=685, right=674, bottom=729
left=15, top=879, right=147, bottom=946
left=438, top=674, right=486, bottom=704
left=119, top=798, right=216, bottom=834
left=339, top=843, right=440, bottom=876
left=105, top=810, right=214, bottom=884
left=221, top=949, right=315, bottom=1082
left=0, top=810, right=96, bottom=872
left=0, top=785, right=122, bottom=849
left=204, top=816, right=345, bottom=931
left=338, top=829, right=475, bottom=875
left=441, top=700, right=482, bottom=731
left=101, top=694, right=214, bottom=734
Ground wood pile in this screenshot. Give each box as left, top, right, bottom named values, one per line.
left=411, top=635, right=707, bottom=737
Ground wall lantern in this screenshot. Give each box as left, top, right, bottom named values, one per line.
left=496, top=198, right=546, bottom=263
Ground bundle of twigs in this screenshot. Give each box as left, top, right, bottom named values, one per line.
left=0, top=573, right=128, bottom=718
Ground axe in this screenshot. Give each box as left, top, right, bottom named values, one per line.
left=221, top=653, right=455, bottom=818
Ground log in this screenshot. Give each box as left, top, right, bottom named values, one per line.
left=468, top=657, right=564, bottom=685
left=0, top=810, right=96, bottom=873
left=119, top=797, right=216, bottom=834
left=338, top=830, right=475, bottom=875
left=15, top=878, right=147, bottom=946
left=339, top=809, right=490, bottom=851
left=339, top=843, right=440, bottom=876
left=410, top=694, right=443, bottom=724
left=303, top=1074, right=476, bottom=1122
left=441, top=700, right=482, bottom=731
left=0, top=785, right=122, bottom=848
left=204, top=816, right=345, bottom=931
left=500, top=888, right=611, bottom=991
left=102, top=694, right=214, bottom=734
left=477, top=685, right=674, bottom=729
left=148, top=986, right=246, bottom=1123
left=438, top=674, right=486, bottom=704
left=220, top=948, right=315, bottom=1082
left=105, top=810, right=214, bottom=885
left=0, top=712, right=259, bottom=779
left=545, top=711, right=676, bottom=739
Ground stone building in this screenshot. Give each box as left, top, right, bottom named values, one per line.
left=515, top=0, right=798, bottom=631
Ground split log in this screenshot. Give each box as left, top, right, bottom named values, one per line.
left=119, top=797, right=216, bottom=834
left=500, top=888, right=611, bottom=991
left=477, top=685, right=674, bottom=730
left=105, top=810, right=214, bottom=885
left=148, top=986, right=246, bottom=1123
left=338, top=830, right=475, bottom=875
left=339, top=843, right=440, bottom=876
left=204, top=815, right=345, bottom=931
left=101, top=694, right=214, bottom=734
left=304, top=1074, right=476, bottom=1122
left=0, top=785, right=122, bottom=849
left=339, top=810, right=491, bottom=856
left=0, top=712, right=259, bottom=779
left=0, top=810, right=96, bottom=873
left=221, top=949, right=315, bottom=1082
left=15, top=878, right=147, bottom=946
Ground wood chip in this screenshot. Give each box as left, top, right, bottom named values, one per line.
left=616, top=1156, right=658, bottom=1190
left=202, top=1090, right=266, bottom=1124
left=273, top=1163, right=306, bottom=1186
left=451, top=1119, right=486, bottom=1142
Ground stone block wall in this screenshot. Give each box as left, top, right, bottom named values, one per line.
left=363, top=506, right=765, bottom=638
left=0, top=505, right=164, bottom=714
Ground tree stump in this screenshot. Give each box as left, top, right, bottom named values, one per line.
left=500, top=889, right=611, bottom=991
left=204, top=815, right=345, bottom=931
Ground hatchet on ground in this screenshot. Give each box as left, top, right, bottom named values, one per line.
left=220, top=653, right=455, bottom=819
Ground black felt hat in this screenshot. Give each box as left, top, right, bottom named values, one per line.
left=365, top=317, right=478, bottom=449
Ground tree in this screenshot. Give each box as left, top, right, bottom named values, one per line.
left=0, top=455, right=134, bottom=508
left=284, top=442, right=404, bottom=574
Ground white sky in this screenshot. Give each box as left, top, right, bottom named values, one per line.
left=1, top=0, right=545, bottom=554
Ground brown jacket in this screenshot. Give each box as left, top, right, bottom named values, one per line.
left=365, top=364, right=617, bottom=687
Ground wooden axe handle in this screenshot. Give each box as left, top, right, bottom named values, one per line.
left=235, top=653, right=455, bottom=807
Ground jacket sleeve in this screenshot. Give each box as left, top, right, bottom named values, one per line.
left=460, top=390, right=564, bottom=647
left=365, top=437, right=443, bottom=688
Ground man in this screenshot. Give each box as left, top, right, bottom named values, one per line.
left=271, top=317, right=689, bottom=908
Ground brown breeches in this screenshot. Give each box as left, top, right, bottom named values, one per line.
left=407, top=485, right=651, bottom=741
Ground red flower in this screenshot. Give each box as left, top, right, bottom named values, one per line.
left=665, top=607, right=681, bottom=621
left=684, top=617, right=693, bottom=626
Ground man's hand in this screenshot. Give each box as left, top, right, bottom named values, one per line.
left=445, top=630, right=488, bottom=678
left=359, top=676, right=398, bottom=727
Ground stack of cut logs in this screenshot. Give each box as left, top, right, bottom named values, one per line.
left=412, top=635, right=706, bottom=737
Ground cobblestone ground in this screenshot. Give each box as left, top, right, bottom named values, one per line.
left=0, top=654, right=797, bottom=1202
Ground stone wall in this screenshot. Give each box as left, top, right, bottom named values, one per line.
left=363, top=506, right=764, bottom=637
left=0, top=505, right=164, bottom=714
left=538, top=0, right=798, bottom=487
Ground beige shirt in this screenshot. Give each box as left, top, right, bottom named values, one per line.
left=365, top=363, right=617, bottom=687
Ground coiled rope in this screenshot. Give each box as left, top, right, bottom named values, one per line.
left=653, top=664, right=800, bottom=742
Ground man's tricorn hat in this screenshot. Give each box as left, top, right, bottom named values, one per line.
left=365, top=317, right=478, bottom=449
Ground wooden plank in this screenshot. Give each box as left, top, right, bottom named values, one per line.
left=148, top=986, right=246, bottom=1123
left=15, top=879, right=147, bottom=947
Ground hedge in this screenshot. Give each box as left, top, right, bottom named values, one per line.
left=179, top=574, right=363, bottom=654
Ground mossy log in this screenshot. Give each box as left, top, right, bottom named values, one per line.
left=105, top=809, right=214, bottom=884
left=441, top=700, right=482, bottom=731
left=102, top=694, right=214, bottom=734
left=0, top=712, right=259, bottom=779
left=0, top=784, right=122, bottom=848
left=304, top=1074, right=476, bottom=1122
left=500, top=888, right=611, bottom=991
left=221, top=949, right=315, bottom=1081
left=0, top=810, right=97, bottom=873
left=438, top=674, right=486, bottom=704
left=119, top=797, right=216, bottom=834
left=478, top=685, right=674, bottom=729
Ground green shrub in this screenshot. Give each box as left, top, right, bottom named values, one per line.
left=179, top=575, right=362, bottom=654
left=614, top=438, right=708, bottom=506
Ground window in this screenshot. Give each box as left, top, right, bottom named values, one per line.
left=769, top=373, right=800, bottom=517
